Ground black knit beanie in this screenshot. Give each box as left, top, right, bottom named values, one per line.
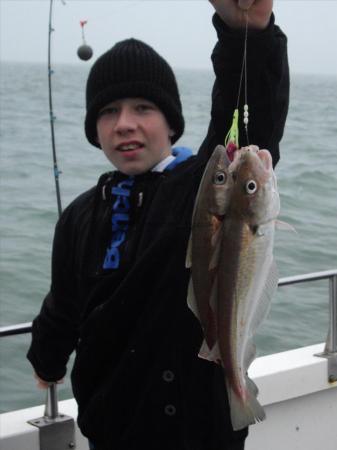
left=85, top=38, right=184, bottom=147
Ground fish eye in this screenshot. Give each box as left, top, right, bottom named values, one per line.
left=246, top=180, right=257, bottom=194
left=213, top=171, right=227, bottom=185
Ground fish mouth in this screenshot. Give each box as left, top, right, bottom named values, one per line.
left=226, top=145, right=260, bottom=162
left=256, top=149, right=272, bottom=171
left=238, top=146, right=272, bottom=170
left=226, top=142, right=238, bottom=162
left=229, top=146, right=273, bottom=177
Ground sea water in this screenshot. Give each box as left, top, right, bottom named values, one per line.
left=0, top=62, right=336, bottom=412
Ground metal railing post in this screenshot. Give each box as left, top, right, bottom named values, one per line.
left=323, top=274, right=337, bottom=382
left=44, top=383, right=59, bottom=420
left=28, top=384, right=76, bottom=449
left=312, top=273, right=337, bottom=383
left=327, top=274, right=337, bottom=354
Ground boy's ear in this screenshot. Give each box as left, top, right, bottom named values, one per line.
left=168, top=129, right=175, bottom=138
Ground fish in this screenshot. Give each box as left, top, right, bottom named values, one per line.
left=186, top=145, right=280, bottom=431
left=186, top=145, right=234, bottom=350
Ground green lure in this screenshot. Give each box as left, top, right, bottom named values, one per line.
left=224, top=109, right=239, bottom=160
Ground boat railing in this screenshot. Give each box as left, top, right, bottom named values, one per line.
left=0, top=321, right=33, bottom=337
left=0, top=269, right=336, bottom=448
left=277, top=269, right=337, bottom=383
left=1, top=269, right=336, bottom=342
left=0, top=269, right=336, bottom=382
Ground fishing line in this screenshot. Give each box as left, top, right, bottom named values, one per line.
left=234, top=11, right=250, bottom=144
left=243, top=11, right=250, bottom=146
left=77, top=20, right=93, bottom=61
left=224, top=11, right=250, bottom=157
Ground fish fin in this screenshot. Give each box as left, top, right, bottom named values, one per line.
left=185, top=234, right=192, bottom=268
left=200, top=274, right=218, bottom=349
left=243, top=341, right=257, bottom=371
left=209, top=272, right=218, bottom=313
left=186, top=276, right=199, bottom=320
left=187, top=276, right=218, bottom=350
left=246, top=376, right=259, bottom=398
left=209, top=247, right=220, bottom=270
left=198, top=339, right=221, bottom=364
left=226, top=378, right=266, bottom=431
left=204, top=298, right=217, bottom=350
left=209, top=229, right=222, bottom=270
left=210, top=216, right=223, bottom=247
left=275, top=220, right=297, bottom=233
left=198, top=339, right=212, bottom=360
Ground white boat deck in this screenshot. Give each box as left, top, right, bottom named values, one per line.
left=1, top=342, right=336, bottom=450
left=247, top=343, right=337, bottom=449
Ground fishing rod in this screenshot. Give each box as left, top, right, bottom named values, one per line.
left=48, top=0, right=63, bottom=218
left=47, top=0, right=93, bottom=218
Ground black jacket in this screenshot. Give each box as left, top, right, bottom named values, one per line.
left=27, top=14, right=289, bottom=450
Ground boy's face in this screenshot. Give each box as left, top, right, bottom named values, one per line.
left=96, top=98, right=173, bottom=175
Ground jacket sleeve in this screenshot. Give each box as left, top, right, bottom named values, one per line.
left=27, top=205, right=80, bottom=382
left=198, top=13, right=289, bottom=167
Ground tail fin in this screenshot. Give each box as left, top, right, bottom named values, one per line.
left=226, top=377, right=266, bottom=431
left=198, top=339, right=222, bottom=365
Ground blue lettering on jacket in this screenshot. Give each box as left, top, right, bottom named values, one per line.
left=103, top=177, right=134, bottom=269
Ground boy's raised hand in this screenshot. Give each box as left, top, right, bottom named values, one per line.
left=209, top=0, right=273, bottom=30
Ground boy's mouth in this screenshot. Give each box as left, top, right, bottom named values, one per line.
left=116, top=141, right=144, bottom=152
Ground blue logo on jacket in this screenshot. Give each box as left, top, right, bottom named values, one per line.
left=103, top=177, right=134, bottom=269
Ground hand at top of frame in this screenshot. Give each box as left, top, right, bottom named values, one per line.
left=209, top=0, right=273, bottom=30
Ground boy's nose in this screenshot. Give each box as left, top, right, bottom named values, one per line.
left=114, top=108, right=137, bottom=134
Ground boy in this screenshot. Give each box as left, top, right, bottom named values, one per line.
left=27, top=1, right=289, bottom=449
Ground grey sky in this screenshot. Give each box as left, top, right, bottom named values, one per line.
left=1, top=1, right=337, bottom=75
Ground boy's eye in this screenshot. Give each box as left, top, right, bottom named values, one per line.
left=98, top=107, right=118, bottom=118
left=136, top=103, right=155, bottom=112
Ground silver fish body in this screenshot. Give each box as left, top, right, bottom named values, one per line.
left=187, top=146, right=280, bottom=431
left=186, top=145, right=233, bottom=349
